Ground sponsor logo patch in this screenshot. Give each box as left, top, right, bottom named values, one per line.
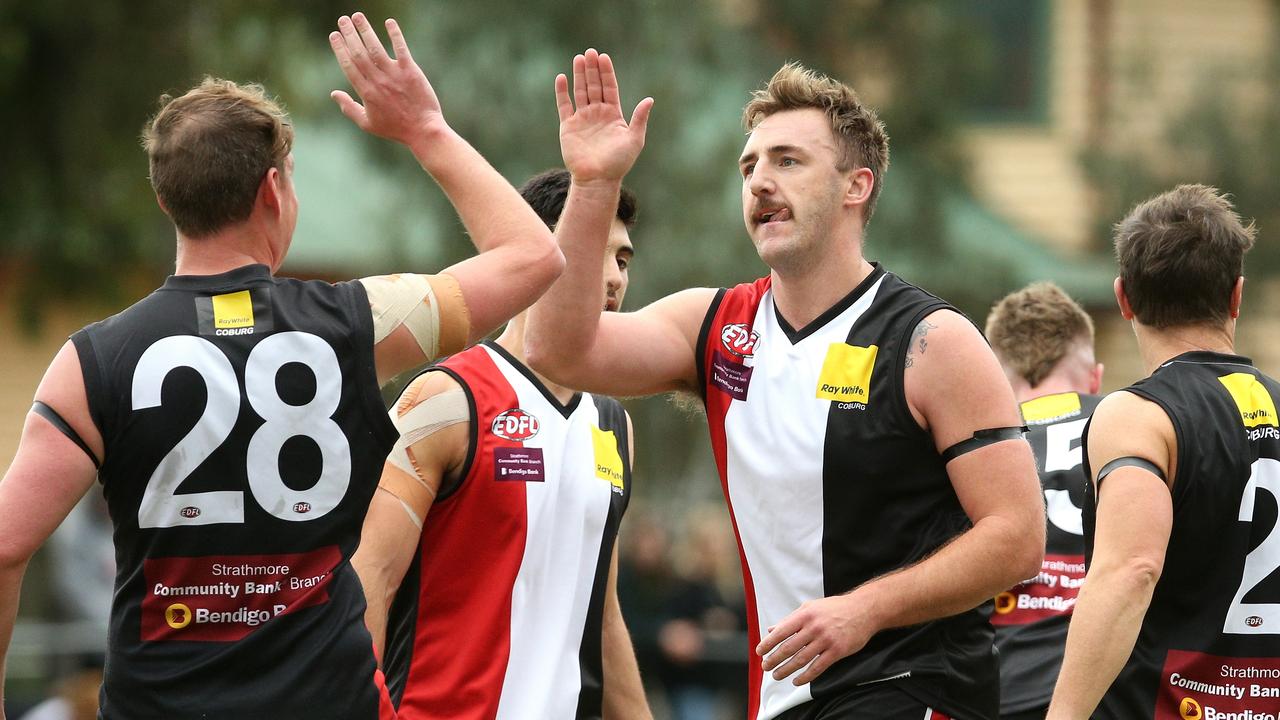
left=815, top=343, right=877, bottom=405
left=990, top=553, right=1085, bottom=626
left=493, top=447, right=546, bottom=482
left=709, top=350, right=752, bottom=401
left=141, top=547, right=340, bottom=642
left=195, top=287, right=274, bottom=337
left=591, top=426, right=625, bottom=494
left=1219, top=372, right=1279, bottom=429
left=1021, top=392, right=1083, bottom=425
left=491, top=409, right=540, bottom=441
left=1157, top=650, right=1280, bottom=718
left=720, top=323, right=760, bottom=359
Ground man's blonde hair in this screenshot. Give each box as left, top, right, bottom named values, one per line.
left=986, top=282, right=1095, bottom=387
left=142, top=77, right=294, bottom=238
left=742, top=62, right=890, bottom=224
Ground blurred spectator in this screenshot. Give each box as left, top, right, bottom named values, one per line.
left=618, top=505, right=748, bottom=720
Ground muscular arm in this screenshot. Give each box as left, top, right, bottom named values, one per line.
left=352, top=371, right=468, bottom=660
left=1047, top=392, right=1175, bottom=720
left=760, top=310, right=1044, bottom=684
left=330, top=13, right=562, bottom=384
left=603, top=412, right=651, bottom=719
left=0, top=343, right=101, bottom=716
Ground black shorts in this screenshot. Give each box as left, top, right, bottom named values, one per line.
left=774, top=684, right=956, bottom=720
left=1000, top=708, right=1045, bottom=720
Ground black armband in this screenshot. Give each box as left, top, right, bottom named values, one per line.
left=31, top=401, right=100, bottom=469
left=1095, top=456, right=1166, bottom=486
left=940, top=426, right=1028, bottom=463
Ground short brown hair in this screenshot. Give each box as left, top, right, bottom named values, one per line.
left=986, top=282, right=1095, bottom=387
left=742, top=62, right=890, bottom=224
left=1114, top=184, right=1256, bottom=329
left=142, top=77, right=294, bottom=238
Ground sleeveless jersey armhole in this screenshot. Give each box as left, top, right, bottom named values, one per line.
left=1114, top=386, right=1183, bottom=498
left=694, top=288, right=728, bottom=404
left=70, top=329, right=109, bottom=455
left=420, top=366, right=478, bottom=503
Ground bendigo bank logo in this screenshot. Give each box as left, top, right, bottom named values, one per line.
left=1179, top=697, right=1202, bottom=720
left=1219, top=372, right=1279, bottom=428
left=720, top=323, right=760, bottom=359
left=815, top=343, right=877, bottom=406
left=165, top=603, right=193, bottom=630
left=492, top=409, right=540, bottom=442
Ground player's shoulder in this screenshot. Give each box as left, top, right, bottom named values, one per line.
left=396, top=367, right=466, bottom=410
left=1088, top=390, right=1175, bottom=446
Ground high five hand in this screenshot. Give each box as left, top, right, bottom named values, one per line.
left=556, top=49, right=653, bottom=185
left=329, top=13, right=446, bottom=144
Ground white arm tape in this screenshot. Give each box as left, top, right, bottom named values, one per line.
left=377, top=486, right=424, bottom=530
left=381, top=385, right=469, bottom=525
left=362, top=274, right=442, bottom=359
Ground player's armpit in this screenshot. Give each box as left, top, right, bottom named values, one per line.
left=363, top=273, right=471, bottom=384
left=526, top=287, right=718, bottom=398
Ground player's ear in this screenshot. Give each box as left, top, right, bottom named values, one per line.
left=1229, top=276, right=1244, bottom=319
left=259, top=167, right=285, bottom=215
left=843, top=167, right=874, bottom=209
left=154, top=193, right=169, bottom=215
left=1113, top=277, right=1135, bottom=321
left=1090, top=363, right=1104, bottom=395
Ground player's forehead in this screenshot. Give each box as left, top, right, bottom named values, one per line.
left=739, top=108, right=837, bottom=161
left=605, top=218, right=633, bottom=255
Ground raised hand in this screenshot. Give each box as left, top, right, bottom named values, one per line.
left=556, top=49, right=653, bottom=185
left=329, top=13, right=446, bottom=145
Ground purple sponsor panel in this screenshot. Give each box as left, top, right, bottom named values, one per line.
left=710, top=350, right=753, bottom=401
left=494, top=447, right=546, bottom=482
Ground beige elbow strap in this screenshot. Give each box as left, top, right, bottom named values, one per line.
left=379, top=385, right=470, bottom=525
left=361, top=274, right=471, bottom=361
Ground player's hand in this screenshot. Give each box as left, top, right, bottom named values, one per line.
left=756, top=594, right=876, bottom=685
left=329, top=13, right=447, bottom=144
left=556, top=49, right=653, bottom=186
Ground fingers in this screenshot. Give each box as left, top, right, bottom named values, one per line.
left=351, top=12, right=390, bottom=68
left=760, top=629, right=808, bottom=672
left=757, top=613, right=802, bottom=657
left=598, top=53, right=621, bottom=107
left=792, top=652, right=838, bottom=687
left=329, top=30, right=367, bottom=86
left=330, top=90, right=368, bottom=129
left=554, top=74, right=573, bottom=123
left=629, top=97, right=654, bottom=141
left=771, top=643, right=821, bottom=682
left=337, top=15, right=376, bottom=79
left=572, top=54, right=588, bottom=111
left=385, top=18, right=412, bottom=62
left=584, top=48, right=604, bottom=104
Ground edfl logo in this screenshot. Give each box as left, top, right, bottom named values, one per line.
left=492, top=409, right=540, bottom=441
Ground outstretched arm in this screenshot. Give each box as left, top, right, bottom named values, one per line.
left=524, top=49, right=709, bottom=397
left=759, top=310, right=1044, bottom=684
left=1047, top=391, right=1174, bottom=719
left=331, top=13, right=562, bottom=381
left=0, top=343, right=101, bottom=717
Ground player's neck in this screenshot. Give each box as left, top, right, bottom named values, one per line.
left=496, top=313, right=576, bottom=403
left=1017, top=375, right=1084, bottom=404
left=770, top=246, right=875, bottom=332
left=174, top=222, right=281, bottom=276
left=1135, top=320, right=1237, bottom=376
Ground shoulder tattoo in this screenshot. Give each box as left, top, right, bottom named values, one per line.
left=904, top=318, right=938, bottom=369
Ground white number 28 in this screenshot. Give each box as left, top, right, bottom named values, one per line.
left=132, top=333, right=351, bottom=528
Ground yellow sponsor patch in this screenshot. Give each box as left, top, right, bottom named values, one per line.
left=815, top=343, right=877, bottom=403
left=591, top=426, right=625, bottom=490
left=211, top=290, right=254, bottom=329
left=1020, top=392, right=1082, bottom=425
left=1219, top=372, right=1279, bottom=428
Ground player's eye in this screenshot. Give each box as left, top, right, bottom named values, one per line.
left=741, top=163, right=755, bottom=178
left=780, top=157, right=797, bottom=168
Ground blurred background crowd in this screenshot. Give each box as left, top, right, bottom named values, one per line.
left=5, top=0, right=1280, bottom=717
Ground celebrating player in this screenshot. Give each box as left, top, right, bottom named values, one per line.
left=525, top=52, right=1043, bottom=719
left=1047, top=185, right=1280, bottom=718
left=354, top=168, right=650, bottom=720
left=985, top=282, right=1104, bottom=719
left=0, top=14, right=562, bottom=719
